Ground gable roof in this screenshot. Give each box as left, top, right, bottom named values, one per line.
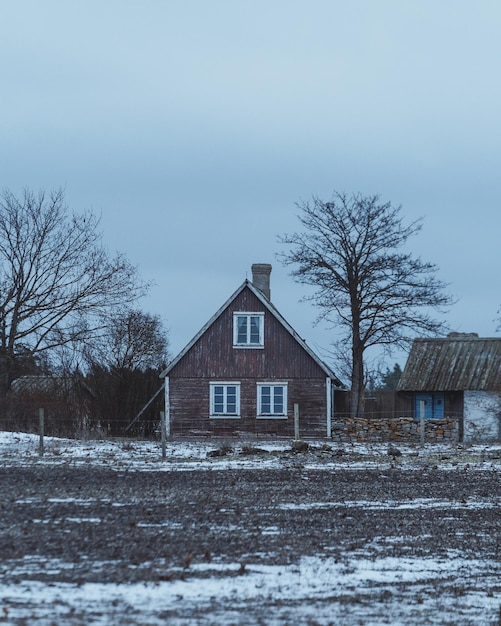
left=397, top=335, right=501, bottom=392
left=160, top=279, right=344, bottom=387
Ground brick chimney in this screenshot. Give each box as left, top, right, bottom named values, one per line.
left=251, top=263, right=272, bottom=300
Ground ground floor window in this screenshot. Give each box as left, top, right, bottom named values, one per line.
left=210, top=382, right=241, bottom=418
left=257, top=383, right=288, bottom=418
left=415, top=393, right=444, bottom=419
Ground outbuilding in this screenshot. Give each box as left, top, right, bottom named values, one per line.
left=397, top=333, right=501, bottom=442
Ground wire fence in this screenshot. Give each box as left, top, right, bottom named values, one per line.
left=0, top=402, right=478, bottom=448
left=3, top=387, right=500, bottom=448
left=0, top=399, right=159, bottom=440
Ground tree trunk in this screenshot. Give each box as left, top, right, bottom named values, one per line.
left=350, top=343, right=365, bottom=418
left=0, top=351, right=15, bottom=397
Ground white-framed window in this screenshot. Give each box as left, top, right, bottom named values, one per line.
left=257, top=383, right=288, bottom=418
left=210, top=382, right=241, bottom=418
left=233, top=312, right=264, bottom=348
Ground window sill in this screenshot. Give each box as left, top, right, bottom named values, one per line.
left=233, top=345, right=264, bottom=349
left=209, top=415, right=241, bottom=420
left=257, top=415, right=288, bottom=420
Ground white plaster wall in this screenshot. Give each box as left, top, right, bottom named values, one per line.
left=463, top=391, right=501, bottom=442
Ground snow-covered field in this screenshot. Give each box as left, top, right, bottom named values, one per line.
left=0, top=432, right=500, bottom=625
left=2, top=554, right=500, bottom=625
left=2, top=430, right=500, bottom=471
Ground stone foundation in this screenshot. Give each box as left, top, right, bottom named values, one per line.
left=331, top=416, right=459, bottom=443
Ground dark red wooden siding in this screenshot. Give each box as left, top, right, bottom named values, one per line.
left=169, top=377, right=328, bottom=438
left=169, top=287, right=327, bottom=380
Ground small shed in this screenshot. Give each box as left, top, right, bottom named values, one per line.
left=398, top=333, right=501, bottom=442
left=160, top=264, right=344, bottom=438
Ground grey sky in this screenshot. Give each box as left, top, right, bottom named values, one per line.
left=1, top=1, right=500, bottom=372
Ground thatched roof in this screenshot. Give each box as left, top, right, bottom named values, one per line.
left=397, top=334, right=501, bottom=392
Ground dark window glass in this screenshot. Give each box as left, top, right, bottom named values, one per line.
left=273, top=386, right=284, bottom=413
left=213, top=386, right=224, bottom=413
left=249, top=316, right=260, bottom=344
left=261, top=386, right=271, bottom=413
left=237, top=316, right=247, bottom=344
left=226, top=386, right=237, bottom=414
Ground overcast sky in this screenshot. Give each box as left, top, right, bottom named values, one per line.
left=1, top=1, right=500, bottom=374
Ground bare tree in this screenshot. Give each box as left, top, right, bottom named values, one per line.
left=85, top=309, right=169, bottom=371
left=83, top=309, right=169, bottom=436
left=279, top=192, right=454, bottom=417
left=0, top=187, right=149, bottom=393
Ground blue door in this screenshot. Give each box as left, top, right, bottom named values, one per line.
left=433, top=394, right=444, bottom=419
left=415, top=393, right=444, bottom=419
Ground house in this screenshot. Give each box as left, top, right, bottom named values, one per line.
left=397, top=333, right=501, bottom=442
left=160, top=264, right=344, bottom=438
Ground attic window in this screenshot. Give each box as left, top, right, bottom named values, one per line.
left=233, top=312, right=264, bottom=348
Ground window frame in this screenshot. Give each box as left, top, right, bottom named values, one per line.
left=209, top=382, right=241, bottom=419
left=256, top=382, right=288, bottom=419
left=233, top=312, right=264, bottom=348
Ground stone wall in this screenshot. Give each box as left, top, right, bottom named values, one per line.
left=331, top=416, right=459, bottom=444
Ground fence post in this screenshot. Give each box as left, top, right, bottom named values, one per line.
left=419, top=400, right=425, bottom=448
left=39, top=407, right=45, bottom=457
left=294, top=403, right=300, bottom=440
left=160, top=410, right=166, bottom=460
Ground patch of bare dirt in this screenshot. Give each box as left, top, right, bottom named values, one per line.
left=0, top=462, right=499, bottom=587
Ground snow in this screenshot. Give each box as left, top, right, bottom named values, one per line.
left=1, top=554, right=499, bottom=625
left=0, top=432, right=500, bottom=625
left=280, top=497, right=500, bottom=511
left=1, top=430, right=500, bottom=472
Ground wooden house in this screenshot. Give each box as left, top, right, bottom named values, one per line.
left=397, top=333, right=501, bottom=442
left=160, top=264, right=344, bottom=438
